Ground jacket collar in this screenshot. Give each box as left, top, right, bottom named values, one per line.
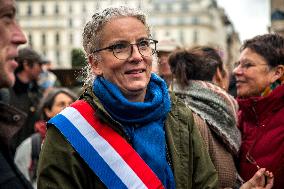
left=79, top=86, right=131, bottom=141
left=237, top=84, right=284, bottom=121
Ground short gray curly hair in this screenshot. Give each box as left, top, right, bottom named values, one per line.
left=81, top=6, right=151, bottom=86
left=82, top=6, right=150, bottom=55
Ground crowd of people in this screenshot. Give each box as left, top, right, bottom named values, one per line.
left=0, top=1, right=282, bottom=189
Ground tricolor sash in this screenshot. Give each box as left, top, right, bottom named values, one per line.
left=48, top=100, right=165, bottom=189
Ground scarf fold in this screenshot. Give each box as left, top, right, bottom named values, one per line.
left=173, top=80, right=241, bottom=156
left=93, top=73, right=175, bottom=189
left=261, top=75, right=284, bottom=97
left=93, top=74, right=171, bottom=125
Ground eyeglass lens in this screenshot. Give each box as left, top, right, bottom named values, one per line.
left=113, top=40, right=156, bottom=60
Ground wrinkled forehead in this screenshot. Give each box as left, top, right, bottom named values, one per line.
left=98, top=16, right=149, bottom=42
left=0, top=0, right=15, bottom=5
left=101, top=16, right=148, bottom=32
left=0, top=0, right=15, bottom=10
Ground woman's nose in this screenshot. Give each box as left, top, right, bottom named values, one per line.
left=128, top=45, right=143, bottom=62
left=233, top=65, right=242, bottom=76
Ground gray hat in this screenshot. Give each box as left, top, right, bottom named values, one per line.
left=17, top=47, right=44, bottom=65
left=15, top=47, right=45, bottom=73
left=39, top=56, right=51, bottom=64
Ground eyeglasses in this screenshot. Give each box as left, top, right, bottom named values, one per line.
left=234, top=61, right=268, bottom=71
left=246, top=152, right=260, bottom=170
left=245, top=129, right=263, bottom=170
left=92, top=39, right=158, bottom=60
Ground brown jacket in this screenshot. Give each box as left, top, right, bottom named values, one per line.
left=193, top=113, right=237, bottom=188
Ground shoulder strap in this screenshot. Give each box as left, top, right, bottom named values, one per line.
left=49, top=100, right=164, bottom=189
left=31, top=133, right=41, bottom=161
left=29, top=132, right=42, bottom=181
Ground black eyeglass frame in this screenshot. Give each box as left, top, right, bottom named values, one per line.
left=92, top=39, right=158, bottom=60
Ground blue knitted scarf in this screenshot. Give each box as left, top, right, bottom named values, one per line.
left=93, top=73, right=175, bottom=189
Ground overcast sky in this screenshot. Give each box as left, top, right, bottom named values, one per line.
left=216, top=0, right=270, bottom=42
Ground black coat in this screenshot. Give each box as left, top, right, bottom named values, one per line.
left=0, top=102, right=33, bottom=189
left=8, top=77, right=43, bottom=154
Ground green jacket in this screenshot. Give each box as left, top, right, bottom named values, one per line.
left=37, top=87, right=218, bottom=189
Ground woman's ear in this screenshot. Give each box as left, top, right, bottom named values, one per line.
left=88, top=54, right=102, bottom=76
left=44, top=108, right=52, bottom=119
left=271, top=65, right=284, bottom=83
left=213, top=67, right=227, bottom=90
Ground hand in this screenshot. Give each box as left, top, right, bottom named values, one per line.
left=240, top=168, right=274, bottom=189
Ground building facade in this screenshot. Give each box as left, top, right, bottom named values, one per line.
left=17, top=0, right=240, bottom=70
left=270, top=0, right=284, bottom=36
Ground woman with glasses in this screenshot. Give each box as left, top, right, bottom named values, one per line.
left=233, top=33, right=284, bottom=189
left=14, top=87, right=77, bottom=188
left=37, top=6, right=218, bottom=189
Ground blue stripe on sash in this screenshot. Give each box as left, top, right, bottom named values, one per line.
left=49, top=114, right=128, bottom=189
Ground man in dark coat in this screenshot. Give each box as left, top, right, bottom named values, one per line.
left=0, top=0, right=33, bottom=188
left=9, top=47, right=44, bottom=154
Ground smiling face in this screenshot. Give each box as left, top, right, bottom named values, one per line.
left=90, top=16, right=152, bottom=102
left=0, top=0, right=26, bottom=88
left=233, top=48, right=279, bottom=98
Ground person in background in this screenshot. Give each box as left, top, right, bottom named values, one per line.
left=233, top=33, right=284, bottom=189
left=37, top=57, right=59, bottom=95
left=8, top=47, right=44, bottom=154
left=37, top=6, right=218, bottom=189
left=156, top=38, right=179, bottom=87
left=169, top=47, right=274, bottom=189
left=169, top=47, right=240, bottom=188
left=15, top=88, right=77, bottom=188
left=189, top=46, right=230, bottom=90
left=0, top=0, right=33, bottom=188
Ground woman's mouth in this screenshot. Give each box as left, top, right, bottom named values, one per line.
left=125, top=69, right=145, bottom=74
